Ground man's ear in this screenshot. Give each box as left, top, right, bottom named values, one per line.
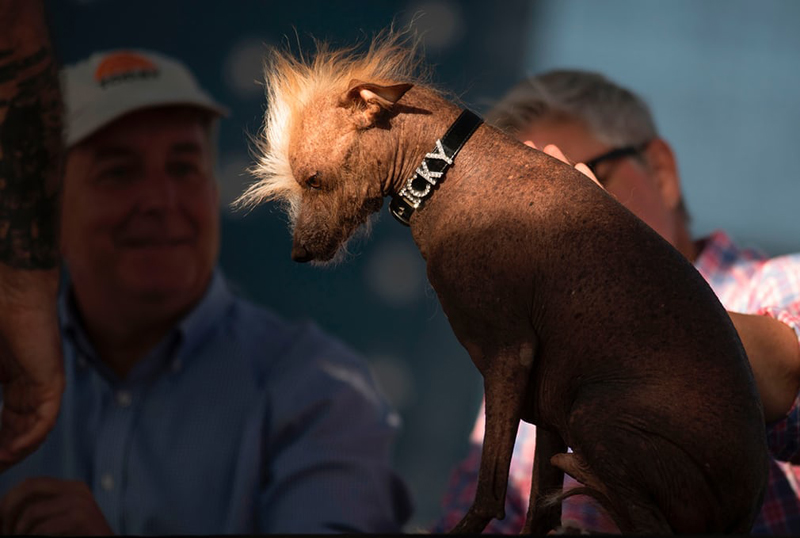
left=643, top=138, right=682, bottom=212
left=338, top=79, right=413, bottom=129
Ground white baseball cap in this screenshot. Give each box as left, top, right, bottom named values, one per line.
left=62, top=49, right=229, bottom=147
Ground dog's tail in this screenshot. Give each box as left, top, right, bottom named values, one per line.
left=542, top=484, right=677, bottom=534
left=538, top=486, right=625, bottom=534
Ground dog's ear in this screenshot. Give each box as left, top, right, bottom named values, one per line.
left=339, top=79, right=413, bottom=129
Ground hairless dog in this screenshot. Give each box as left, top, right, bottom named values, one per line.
left=239, top=33, right=768, bottom=534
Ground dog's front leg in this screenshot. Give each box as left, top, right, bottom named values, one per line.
left=450, top=344, right=533, bottom=534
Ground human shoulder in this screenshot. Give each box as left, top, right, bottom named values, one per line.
left=753, top=251, right=800, bottom=278
left=745, top=250, right=800, bottom=308
left=227, top=297, right=392, bottom=438
left=224, top=293, right=370, bottom=387
left=697, top=231, right=798, bottom=306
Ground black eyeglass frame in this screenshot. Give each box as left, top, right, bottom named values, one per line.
left=583, top=141, right=651, bottom=182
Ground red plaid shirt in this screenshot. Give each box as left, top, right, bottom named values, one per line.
left=433, top=230, right=800, bottom=534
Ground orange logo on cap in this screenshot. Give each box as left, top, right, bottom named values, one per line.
left=94, top=51, right=159, bottom=88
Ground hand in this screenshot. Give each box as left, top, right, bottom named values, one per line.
left=0, top=477, right=113, bottom=535
left=0, top=0, right=66, bottom=472
left=524, top=140, right=602, bottom=187
left=0, top=269, right=65, bottom=472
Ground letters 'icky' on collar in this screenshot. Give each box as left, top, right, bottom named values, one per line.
left=389, top=109, right=483, bottom=226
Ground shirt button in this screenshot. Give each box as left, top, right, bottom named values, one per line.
left=116, top=390, right=132, bottom=408
left=387, top=412, right=402, bottom=428
left=171, top=359, right=182, bottom=373
left=100, top=473, right=115, bottom=492
left=77, top=355, right=88, bottom=369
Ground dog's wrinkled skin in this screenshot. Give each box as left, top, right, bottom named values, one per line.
left=245, top=41, right=769, bottom=534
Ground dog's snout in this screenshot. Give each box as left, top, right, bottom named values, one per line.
left=291, top=243, right=313, bottom=263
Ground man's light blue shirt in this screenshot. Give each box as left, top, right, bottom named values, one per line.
left=0, top=270, right=412, bottom=534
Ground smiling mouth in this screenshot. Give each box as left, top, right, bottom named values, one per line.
left=119, top=238, right=193, bottom=248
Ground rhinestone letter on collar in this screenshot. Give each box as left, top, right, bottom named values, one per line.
left=399, top=140, right=453, bottom=203
left=389, top=109, right=483, bottom=226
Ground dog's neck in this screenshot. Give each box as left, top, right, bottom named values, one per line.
left=388, top=106, right=483, bottom=226
left=383, top=86, right=545, bottom=258
left=383, top=87, right=464, bottom=200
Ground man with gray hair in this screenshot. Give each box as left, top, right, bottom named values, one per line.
left=0, top=46, right=411, bottom=535
left=436, top=69, right=800, bottom=534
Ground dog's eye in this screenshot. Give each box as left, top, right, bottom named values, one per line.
left=306, top=173, right=321, bottom=190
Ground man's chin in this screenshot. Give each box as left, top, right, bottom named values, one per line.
left=113, top=258, right=212, bottom=305
left=121, top=273, right=203, bottom=305
left=133, top=284, right=190, bottom=302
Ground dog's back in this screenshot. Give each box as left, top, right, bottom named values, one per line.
left=417, top=125, right=769, bottom=533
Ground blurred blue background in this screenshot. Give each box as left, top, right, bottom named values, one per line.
left=47, top=0, right=800, bottom=530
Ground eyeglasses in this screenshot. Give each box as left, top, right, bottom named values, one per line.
left=584, top=141, right=651, bottom=184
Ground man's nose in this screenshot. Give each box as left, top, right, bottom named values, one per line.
left=138, top=172, right=179, bottom=211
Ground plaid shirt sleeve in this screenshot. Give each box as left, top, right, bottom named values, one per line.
left=742, top=253, right=800, bottom=463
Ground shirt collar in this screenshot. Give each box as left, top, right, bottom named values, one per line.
left=694, top=229, right=767, bottom=281
left=59, top=269, right=235, bottom=382
left=174, top=269, right=235, bottom=364
left=59, top=286, right=100, bottom=370
left=694, top=230, right=736, bottom=276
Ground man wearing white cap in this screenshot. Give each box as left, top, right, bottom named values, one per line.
left=0, top=46, right=412, bottom=535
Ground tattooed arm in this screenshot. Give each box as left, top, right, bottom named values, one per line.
left=0, top=0, right=65, bottom=470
